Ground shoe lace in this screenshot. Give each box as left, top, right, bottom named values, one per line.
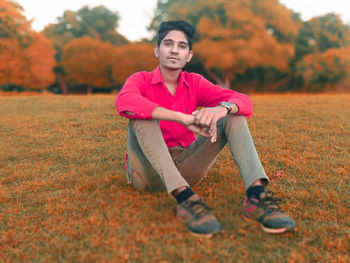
left=185, top=199, right=212, bottom=218
left=257, top=191, right=283, bottom=212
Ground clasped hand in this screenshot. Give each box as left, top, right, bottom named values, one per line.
left=182, top=106, right=228, bottom=143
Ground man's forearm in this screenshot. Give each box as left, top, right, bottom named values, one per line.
left=151, top=106, right=186, bottom=124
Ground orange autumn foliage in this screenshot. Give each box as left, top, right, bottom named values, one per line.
left=60, top=36, right=116, bottom=88
left=0, top=39, right=26, bottom=86
left=297, top=47, right=350, bottom=92
left=154, top=0, right=300, bottom=88
left=22, top=32, right=57, bottom=89
left=0, top=34, right=56, bottom=90
left=111, top=42, right=158, bottom=85
left=194, top=0, right=298, bottom=86
left=0, top=0, right=31, bottom=45
left=0, top=0, right=56, bottom=90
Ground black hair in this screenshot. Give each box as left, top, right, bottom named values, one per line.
left=157, top=20, right=196, bottom=50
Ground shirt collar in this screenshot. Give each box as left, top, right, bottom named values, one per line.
left=151, top=66, right=189, bottom=87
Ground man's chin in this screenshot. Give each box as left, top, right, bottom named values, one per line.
left=163, top=64, right=183, bottom=71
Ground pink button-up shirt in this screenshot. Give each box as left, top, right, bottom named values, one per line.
left=115, top=66, right=253, bottom=148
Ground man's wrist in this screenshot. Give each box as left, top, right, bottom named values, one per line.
left=217, top=102, right=233, bottom=115
left=217, top=102, right=239, bottom=115
left=216, top=105, right=230, bottom=115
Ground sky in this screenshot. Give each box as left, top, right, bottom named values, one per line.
left=18, top=0, right=350, bottom=42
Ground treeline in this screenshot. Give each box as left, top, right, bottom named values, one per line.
left=1, top=0, right=350, bottom=93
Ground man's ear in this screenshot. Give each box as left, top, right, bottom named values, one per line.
left=154, top=46, right=159, bottom=58
left=187, top=50, right=193, bottom=63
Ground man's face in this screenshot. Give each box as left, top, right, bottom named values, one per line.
left=154, top=30, right=193, bottom=70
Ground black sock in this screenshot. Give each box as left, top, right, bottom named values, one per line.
left=246, top=185, right=265, bottom=200
left=174, top=187, right=195, bottom=204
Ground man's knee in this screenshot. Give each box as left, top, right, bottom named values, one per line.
left=225, top=115, right=247, bottom=128
left=130, top=119, right=159, bottom=129
left=129, top=119, right=162, bottom=137
left=217, top=115, right=247, bottom=131
left=128, top=168, right=166, bottom=192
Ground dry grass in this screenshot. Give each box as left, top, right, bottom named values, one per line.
left=0, top=94, right=349, bottom=262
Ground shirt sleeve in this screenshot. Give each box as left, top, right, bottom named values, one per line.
left=114, top=72, right=159, bottom=119
left=196, top=75, right=253, bottom=117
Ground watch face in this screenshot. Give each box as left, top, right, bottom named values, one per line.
left=221, top=102, right=233, bottom=111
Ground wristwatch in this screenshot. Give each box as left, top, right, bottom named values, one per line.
left=217, top=102, right=233, bottom=115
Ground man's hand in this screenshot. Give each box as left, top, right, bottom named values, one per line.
left=192, top=106, right=229, bottom=143
left=180, top=113, right=211, bottom=138
left=151, top=105, right=237, bottom=141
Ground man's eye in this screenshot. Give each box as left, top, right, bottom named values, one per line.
left=164, top=42, right=171, bottom=46
left=180, top=45, right=188, bottom=49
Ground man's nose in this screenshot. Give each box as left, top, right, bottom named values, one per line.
left=170, top=45, right=179, bottom=53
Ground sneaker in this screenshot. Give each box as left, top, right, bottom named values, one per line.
left=176, top=194, right=222, bottom=237
left=242, top=191, right=297, bottom=234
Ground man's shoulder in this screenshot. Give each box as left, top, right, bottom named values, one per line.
left=183, top=70, right=202, bottom=78
left=128, top=70, right=151, bottom=78
left=182, top=70, right=203, bottom=84
left=126, top=70, right=153, bottom=83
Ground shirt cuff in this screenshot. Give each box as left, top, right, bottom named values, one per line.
left=118, top=103, right=159, bottom=119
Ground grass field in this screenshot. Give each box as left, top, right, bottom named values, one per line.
left=0, top=94, right=349, bottom=262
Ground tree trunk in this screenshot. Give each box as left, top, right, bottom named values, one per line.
left=57, top=75, right=68, bottom=94
left=267, top=75, right=292, bottom=93
left=207, top=71, right=231, bottom=89
left=87, top=86, right=92, bottom=94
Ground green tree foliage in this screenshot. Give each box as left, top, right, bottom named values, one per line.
left=295, top=13, right=350, bottom=61
left=295, top=47, right=350, bottom=92
left=292, top=14, right=350, bottom=92
left=43, top=5, right=128, bottom=60
left=43, top=5, right=130, bottom=93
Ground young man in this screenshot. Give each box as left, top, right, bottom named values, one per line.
left=115, top=20, right=296, bottom=236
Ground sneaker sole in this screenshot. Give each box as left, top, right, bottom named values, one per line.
left=190, top=232, right=214, bottom=238
left=177, top=215, right=222, bottom=238
left=260, top=224, right=297, bottom=234
left=243, top=216, right=297, bottom=234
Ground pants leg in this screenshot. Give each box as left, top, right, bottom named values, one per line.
left=174, top=115, right=269, bottom=190
left=126, top=119, right=189, bottom=193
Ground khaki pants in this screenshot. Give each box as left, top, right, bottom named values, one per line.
left=126, top=115, right=269, bottom=193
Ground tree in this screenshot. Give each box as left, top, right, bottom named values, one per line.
left=43, top=5, right=130, bottom=93
left=0, top=0, right=56, bottom=90
left=294, top=13, right=350, bottom=61
left=23, top=32, right=57, bottom=90
left=43, top=5, right=128, bottom=59
left=0, top=0, right=30, bottom=88
left=296, top=47, right=350, bottom=92
left=60, top=36, right=116, bottom=92
left=149, top=0, right=300, bottom=89
left=0, top=0, right=31, bottom=47
left=291, top=13, right=350, bottom=92
left=0, top=38, right=25, bottom=87
left=111, top=42, right=158, bottom=86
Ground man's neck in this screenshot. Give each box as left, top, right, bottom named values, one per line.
left=159, top=65, right=181, bottom=85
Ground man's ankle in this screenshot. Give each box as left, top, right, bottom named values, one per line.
left=173, top=187, right=195, bottom=204
left=246, top=185, right=265, bottom=200
left=172, top=186, right=187, bottom=196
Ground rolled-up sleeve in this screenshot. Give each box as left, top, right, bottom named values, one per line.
left=115, top=72, right=159, bottom=119
left=196, top=76, right=253, bottom=117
